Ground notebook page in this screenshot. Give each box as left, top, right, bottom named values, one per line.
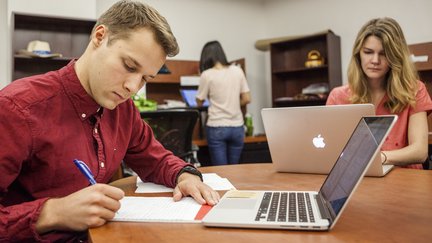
left=112, top=196, right=203, bottom=223
left=135, top=173, right=236, bottom=193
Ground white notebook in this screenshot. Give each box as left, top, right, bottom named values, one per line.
left=135, top=173, right=236, bottom=193
left=112, top=196, right=212, bottom=223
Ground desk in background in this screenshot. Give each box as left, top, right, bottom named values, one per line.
left=193, top=135, right=271, bottom=166
left=89, top=164, right=432, bottom=243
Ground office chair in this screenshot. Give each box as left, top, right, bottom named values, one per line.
left=140, top=109, right=200, bottom=167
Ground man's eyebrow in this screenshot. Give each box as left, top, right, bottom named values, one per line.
left=126, top=56, right=158, bottom=78
left=127, top=56, right=142, bottom=68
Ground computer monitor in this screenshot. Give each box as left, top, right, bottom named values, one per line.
left=180, top=89, right=209, bottom=107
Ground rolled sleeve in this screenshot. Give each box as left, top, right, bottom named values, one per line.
left=0, top=198, right=50, bottom=242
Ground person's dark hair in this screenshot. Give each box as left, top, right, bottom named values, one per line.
left=199, top=41, right=229, bottom=73
left=92, top=0, right=179, bottom=57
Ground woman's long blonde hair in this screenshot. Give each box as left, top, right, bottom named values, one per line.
left=347, top=17, right=418, bottom=113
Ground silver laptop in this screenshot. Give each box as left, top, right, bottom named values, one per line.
left=261, top=104, right=393, bottom=177
left=202, top=115, right=397, bottom=230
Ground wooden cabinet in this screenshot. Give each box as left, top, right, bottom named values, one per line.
left=408, top=42, right=432, bottom=134
left=269, top=30, right=342, bottom=107
left=12, top=13, right=96, bottom=81
left=409, top=42, right=432, bottom=91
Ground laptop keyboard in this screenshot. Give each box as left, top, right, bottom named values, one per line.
left=255, top=192, right=315, bottom=223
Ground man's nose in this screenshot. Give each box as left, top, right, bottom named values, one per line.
left=124, top=77, right=142, bottom=95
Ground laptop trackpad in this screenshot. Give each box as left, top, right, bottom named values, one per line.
left=218, top=198, right=257, bottom=210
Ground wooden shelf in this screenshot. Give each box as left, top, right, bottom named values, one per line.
left=14, top=55, right=77, bottom=60
left=12, top=12, right=96, bottom=80
left=269, top=30, right=342, bottom=107
left=409, top=42, right=432, bottom=72
left=14, top=55, right=74, bottom=80
left=272, top=65, right=328, bottom=75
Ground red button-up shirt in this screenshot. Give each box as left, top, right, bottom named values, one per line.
left=0, top=61, right=187, bottom=242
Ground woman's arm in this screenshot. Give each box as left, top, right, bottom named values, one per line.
left=384, top=111, right=429, bottom=165
left=240, top=92, right=251, bottom=106
left=196, top=98, right=204, bottom=107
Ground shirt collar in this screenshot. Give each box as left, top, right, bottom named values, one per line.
left=60, top=60, right=102, bottom=121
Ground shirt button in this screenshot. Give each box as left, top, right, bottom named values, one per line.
left=94, top=128, right=98, bottom=134
left=101, top=162, right=105, bottom=168
left=81, top=113, right=86, bottom=118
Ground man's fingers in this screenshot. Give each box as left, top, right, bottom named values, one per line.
left=172, top=186, right=183, bottom=202
left=201, top=189, right=220, bottom=205
left=189, top=189, right=206, bottom=205
left=95, top=184, right=125, bottom=200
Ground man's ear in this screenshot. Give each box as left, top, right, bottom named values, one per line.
left=91, top=25, right=107, bottom=48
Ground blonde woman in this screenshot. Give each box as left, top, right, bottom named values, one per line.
left=327, top=17, right=432, bottom=169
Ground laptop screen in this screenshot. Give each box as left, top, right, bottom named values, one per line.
left=180, top=89, right=209, bottom=107
left=318, top=116, right=395, bottom=222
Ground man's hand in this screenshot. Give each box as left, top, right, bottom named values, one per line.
left=35, top=184, right=124, bottom=234
left=173, top=173, right=220, bottom=205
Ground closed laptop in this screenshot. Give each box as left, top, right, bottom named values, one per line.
left=261, top=104, right=393, bottom=177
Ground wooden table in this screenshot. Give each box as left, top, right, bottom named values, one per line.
left=89, top=164, right=432, bottom=243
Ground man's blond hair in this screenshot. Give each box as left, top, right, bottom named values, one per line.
left=92, top=0, right=179, bottom=57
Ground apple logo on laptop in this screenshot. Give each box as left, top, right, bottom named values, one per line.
left=312, top=134, right=326, bottom=148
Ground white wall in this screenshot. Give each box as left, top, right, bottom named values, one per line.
left=0, top=0, right=8, bottom=89
left=96, top=0, right=432, bottom=134
left=7, top=0, right=96, bottom=18
left=258, top=0, right=432, bottom=133
left=97, top=0, right=268, bottom=134
left=2, top=0, right=432, bottom=134
left=263, top=0, right=432, bottom=85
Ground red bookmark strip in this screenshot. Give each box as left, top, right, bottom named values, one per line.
left=194, top=205, right=212, bottom=220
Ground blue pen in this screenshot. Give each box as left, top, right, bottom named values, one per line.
left=73, top=159, right=97, bottom=185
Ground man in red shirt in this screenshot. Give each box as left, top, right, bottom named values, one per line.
left=0, top=1, right=219, bottom=242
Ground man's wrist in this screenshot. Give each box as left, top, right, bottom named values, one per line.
left=36, top=198, right=58, bottom=234
left=176, top=165, right=203, bottom=183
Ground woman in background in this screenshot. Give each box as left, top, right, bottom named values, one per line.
left=327, top=17, right=432, bottom=169
left=196, top=40, right=251, bottom=165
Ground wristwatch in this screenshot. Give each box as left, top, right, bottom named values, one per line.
left=176, top=166, right=203, bottom=183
